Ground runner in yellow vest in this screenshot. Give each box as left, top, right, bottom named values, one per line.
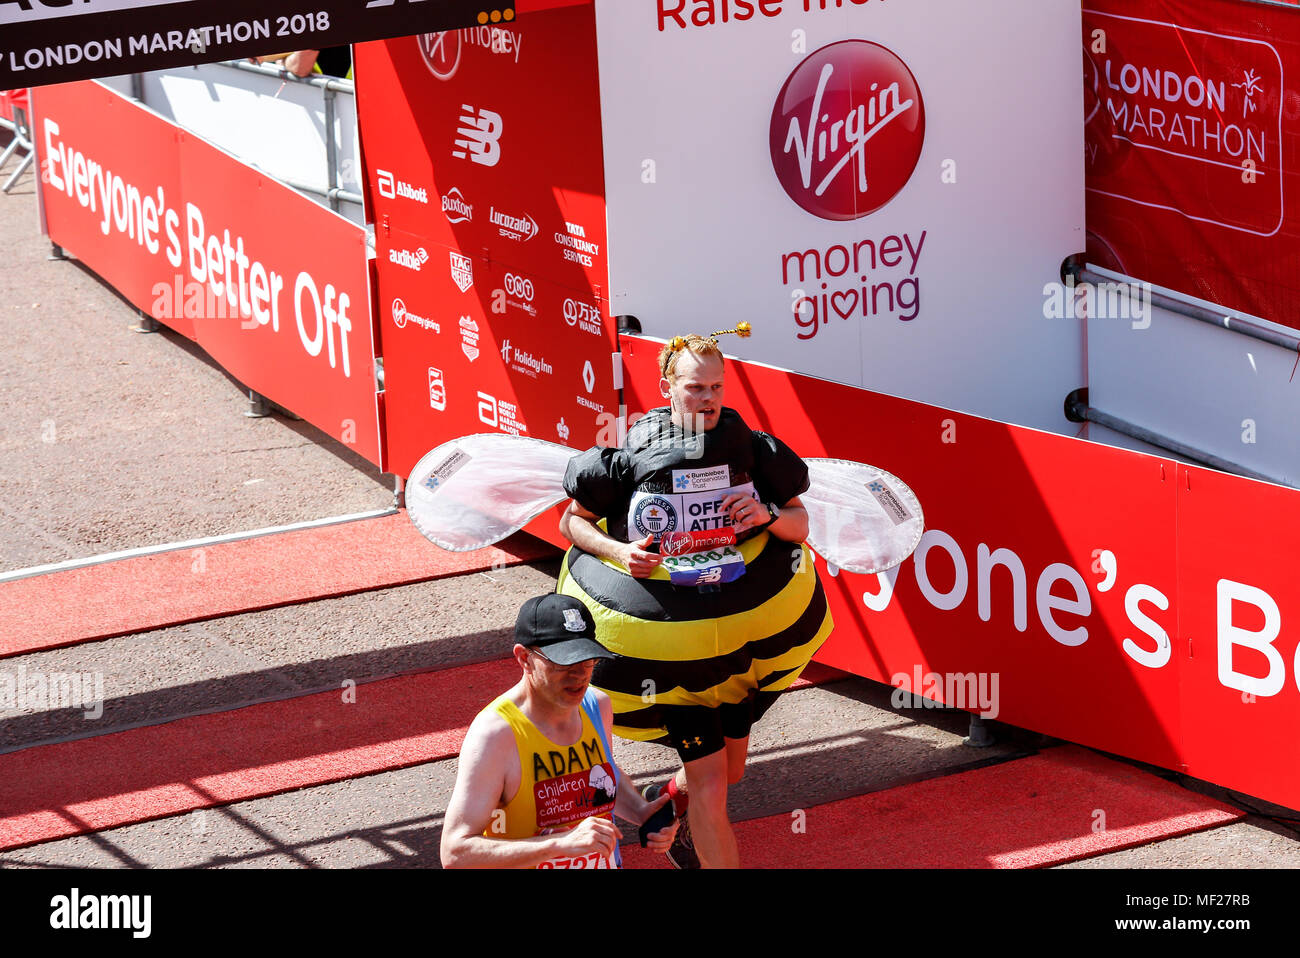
left=440, top=594, right=679, bottom=868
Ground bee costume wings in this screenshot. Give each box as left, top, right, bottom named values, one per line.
left=407, top=421, right=922, bottom=742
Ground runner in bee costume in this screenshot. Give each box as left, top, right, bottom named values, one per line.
left=557, top=324, right=834, bottom=867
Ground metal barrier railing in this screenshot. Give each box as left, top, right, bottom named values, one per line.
left=1067, top=260, right=1300, bottom=354
left=0, top=105, right=33, bottom=193
left=1060, top=260, right=1298, bottom=489
left=127, top=58, right=359, bottom=215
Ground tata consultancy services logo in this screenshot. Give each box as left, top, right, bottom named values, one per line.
left=770, top=40, right=925, bottom=221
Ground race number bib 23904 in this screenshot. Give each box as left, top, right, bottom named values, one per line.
left=663, top=545, right=746, bottom=587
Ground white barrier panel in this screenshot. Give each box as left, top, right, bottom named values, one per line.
left=596, top=0, right=1086, bottom=433
left=139, top=61, right=363, bottom=225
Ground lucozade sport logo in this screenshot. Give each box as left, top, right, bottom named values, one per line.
left=770, top=40, right=925, bottom=221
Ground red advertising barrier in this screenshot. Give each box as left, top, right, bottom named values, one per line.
left=0, top=89, right=25, bottom=125
left=1085, top=0, right=1300, bottom=327
left=620, top=333, right=1300, bottom=809
left=32, top=81, right=382, bottom=468
left=1178, top=467, right=1300, bottom=805
left=354, top=3, right=617, bottom=480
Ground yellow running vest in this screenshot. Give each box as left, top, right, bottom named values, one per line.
left=483, top=691, right=621, bottom=869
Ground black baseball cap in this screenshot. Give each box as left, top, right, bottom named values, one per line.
left=515, top=594, right=613, bottom=666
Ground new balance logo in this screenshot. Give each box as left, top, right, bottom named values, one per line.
left=453, top=105, right=503, bottom=167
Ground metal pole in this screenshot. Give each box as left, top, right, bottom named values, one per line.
left=323, top=85, right=339, bottom=213
left=1064, top=388, right=1292, bottom=488
left=1070, top=263, right=1300, bottom=354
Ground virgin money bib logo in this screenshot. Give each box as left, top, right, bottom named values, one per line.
left=770, top=40, right=925, bottom=221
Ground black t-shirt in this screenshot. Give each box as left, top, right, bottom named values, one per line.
left=563, top=407, right=809, bottom=542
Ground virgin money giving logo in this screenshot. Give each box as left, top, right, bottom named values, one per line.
left=770, top=40, right=925, bottom=221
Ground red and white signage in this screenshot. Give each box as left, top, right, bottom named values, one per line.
left=1084, top=0, right=1300, bottom=330
left=33, top=81, right=381, bottom=466
left=769, top=39, right=926, bottom=222
left=620, top=334, right=1300, bottom=811
left=356, top=3, right=618, bottom=480
left=596, top=0, right=1085, bottom=433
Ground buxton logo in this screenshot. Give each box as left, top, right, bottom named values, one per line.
left=770, top=40, right=925, bottom=221
left=442, top=187, right=473, bottom=223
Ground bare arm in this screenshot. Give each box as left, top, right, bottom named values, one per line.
left=440, top=713, right=619, bottom=868
left=559, top=500, right=662, bottom=578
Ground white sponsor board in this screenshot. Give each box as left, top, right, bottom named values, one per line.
left=595, top=0, right=1085, bottom=432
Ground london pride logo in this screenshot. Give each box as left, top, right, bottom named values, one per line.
left=770, top=40, right=925, bottom=221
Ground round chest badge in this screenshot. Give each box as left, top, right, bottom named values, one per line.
left=770, top=40, right=925, bottom=221
left=632, top=497, right=678, bottom=539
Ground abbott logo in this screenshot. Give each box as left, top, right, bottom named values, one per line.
left=453, top=105, right=503, bottom=167
left=770, top=40, right=925, bottom=221
left=377, top=169, right=395, bottom=199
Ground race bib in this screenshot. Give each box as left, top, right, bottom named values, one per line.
left=537, top=851, right=617, bottom=870
left=662, top=544, right=747, bottom=587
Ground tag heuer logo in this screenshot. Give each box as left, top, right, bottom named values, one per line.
left=562, top=608, right=586, bottom=632
left=450, top=252, right=474, bottom=293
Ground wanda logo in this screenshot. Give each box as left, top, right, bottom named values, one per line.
left=770, top=40, right=925, bottom=221
left=419, top=31, right=461, bottom=81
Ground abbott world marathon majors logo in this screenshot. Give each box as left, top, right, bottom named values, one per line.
left=770, top=40, right=925, bottom=221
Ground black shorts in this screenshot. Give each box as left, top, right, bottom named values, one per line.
left=656, top=689, right=783, bottom=762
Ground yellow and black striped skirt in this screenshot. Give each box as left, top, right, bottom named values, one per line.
left=556, top=531, right=834, bottom=742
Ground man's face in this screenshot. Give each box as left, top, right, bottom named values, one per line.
left=661, top=352, right=725, bottom=431
left=524, top=647, right=597, bottom=709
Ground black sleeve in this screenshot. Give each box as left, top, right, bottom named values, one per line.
left=751, top=431, right=810, bottom=506
left=563, top=446, right=629, bottom=517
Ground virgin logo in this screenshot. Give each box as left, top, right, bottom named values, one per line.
left=770, top=40, right=925, bottom=221
left=419, top=31, right=461, bottom=81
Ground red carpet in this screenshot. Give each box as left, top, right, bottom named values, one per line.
left=0, top=658, right=844, bottom=851
left=620, top=745, right=1244, bottom=869
left=0, top=514, right=557, bottom=658
left=0, top=660, right=518, bottom=851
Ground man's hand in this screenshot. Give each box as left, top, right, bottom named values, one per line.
left=553, top=815, right=621, bottom=860
left=722, top=493, right=767, bottom=535
left=622, top=534, right=663, bottom=578
left=640, top=790, right=680, bottom=854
